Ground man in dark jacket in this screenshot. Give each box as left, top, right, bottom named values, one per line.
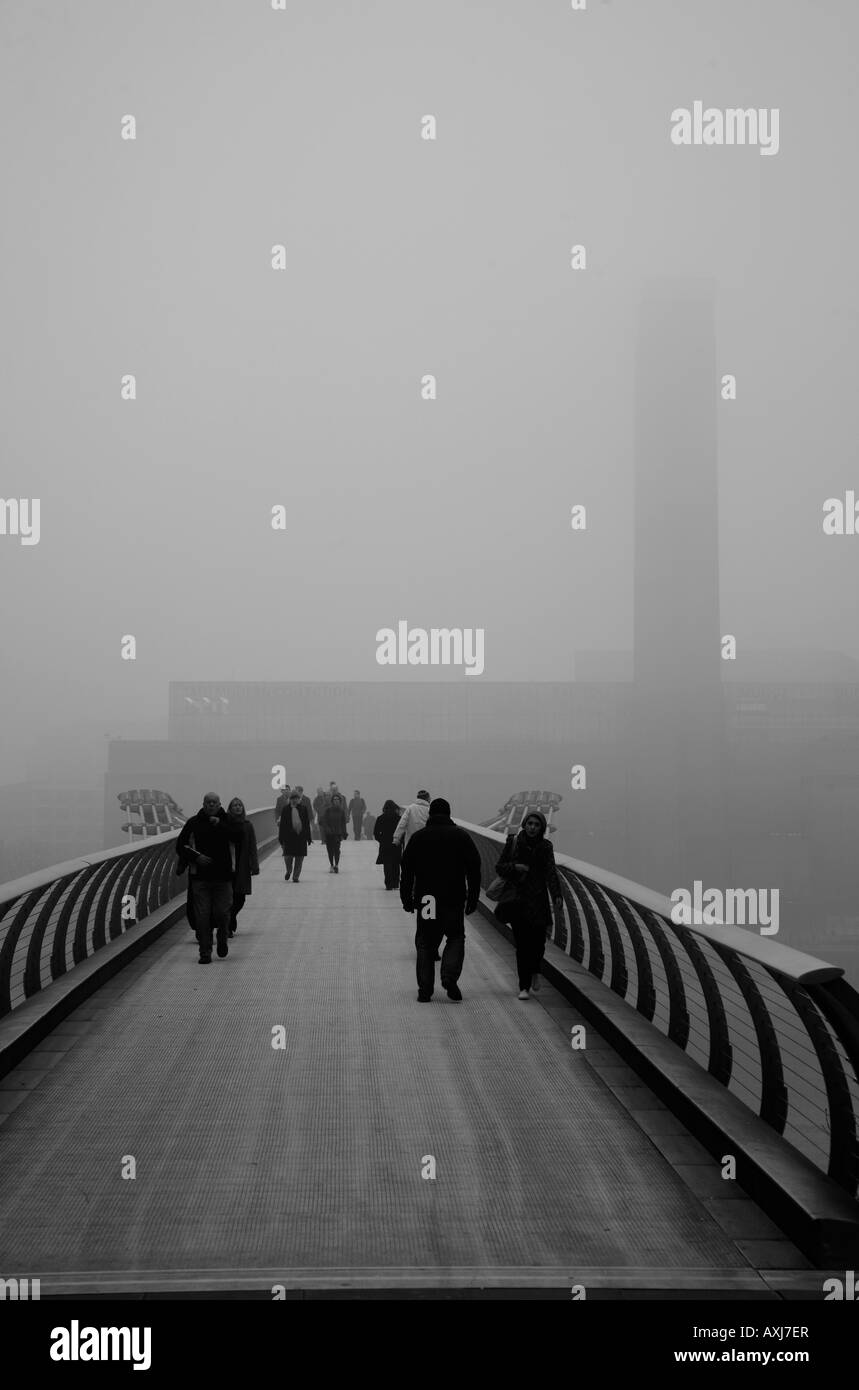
left=400, top=797, right=481, bottom=1002
left=294, top=785, right=313, bottom=823
left=274, top=785, right=291, bottom=833
left=278, top=789, right=312, bottom=881
left=348, top=790, right=366, bottom=839
left=176, top=793, right=242, bottom=964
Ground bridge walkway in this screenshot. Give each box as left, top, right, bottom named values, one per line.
left=0, top=841, right=810, bottom=1296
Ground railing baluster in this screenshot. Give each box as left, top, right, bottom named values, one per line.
left=459, top=817, right=859, bottom=1198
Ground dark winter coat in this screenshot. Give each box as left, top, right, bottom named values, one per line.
left=279, top=802, right=312, bottom=856
left=494, top=814, right=561, bottom=928
left=176, top=808, right=241, bottom=883
left=231, top=817, right=260, bottom=894
left=348, top=797, right=366, bottom=822
left=373, top=808, right=400, bottom=851
left=399, top=813, right=482, bottom=913
left=320, top=803, right=348, bottom=839
left=374, top=806, right=401, bottom=864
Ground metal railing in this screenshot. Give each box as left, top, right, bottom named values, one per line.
left=459, top=820, right=859, bottom=1200
left=4, top=808, right=858, bottom=1199
left=0, top=807, right=278, bottom=1022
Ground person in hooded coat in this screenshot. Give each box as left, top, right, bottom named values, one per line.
left=373, top=798, right=403, bottom=889
left=493, top=811, right=563, bottom=999
left=226, top=797, right=259, bottom=935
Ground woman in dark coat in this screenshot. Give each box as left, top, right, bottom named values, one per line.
left=279, top=789, right=312, bottom=882
left=227, top=797, right=259, bottom=935
left=494, top=810, right=563, bottom=999
left=373, top=799, right=403, bottom=889
left=319, top=792, right=348, bottom=872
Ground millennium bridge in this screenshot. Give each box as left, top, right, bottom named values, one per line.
left=0, top=808, right=857, bottom=1299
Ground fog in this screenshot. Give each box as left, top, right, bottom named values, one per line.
left=1, top=1, right=858, bottom=974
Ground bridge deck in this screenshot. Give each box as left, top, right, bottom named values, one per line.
left=0, top=842, right=807, bottom=1295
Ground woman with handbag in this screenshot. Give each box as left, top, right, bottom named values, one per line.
left=492, top=811, right=563, bottom=999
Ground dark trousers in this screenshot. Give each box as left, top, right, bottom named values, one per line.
left=230, top=888, right=246, bottom=932
left=325, top=834, right=342, bottom=866
left=351, top=817, right=362, bottom=839
left=508, top=905, right=546, bottom=989
left=191, top=879, right=233, bottom=958
left=382, top=845, right=401, bottom=889
left=283, top=852, right=304, bottom=881
left=415, top=903, right=465, bottom=996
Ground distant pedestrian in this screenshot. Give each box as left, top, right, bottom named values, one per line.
left=279, top=789, right=312, bottom=881
left=274, top=784, right=292, bottom=834
left=226, top=797, right=259, bottom=935
left=312, top=786, right=326, bottom=840
left=392, top=790, right=431, bottom=851
left=320, top=792, right=348, bottom=872
left=493, top=811, right=563, bottom=999
left=363, top=808, right=376, bottom=841
left=374, top=799, right=403, bottom=889
left=400, top=798, right=481, bottom=1002
left=294, top=785, right=314, bottom=828
left=176, top=793, right=242, bottom=964
left=348, top=790, right=367, bottom=839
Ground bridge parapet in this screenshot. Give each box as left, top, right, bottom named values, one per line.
left=459, top=820, right=859, bottom=1201
left=0, top=808, right=278, bottom=1023
left=3, top=811, right=857, bottom=1209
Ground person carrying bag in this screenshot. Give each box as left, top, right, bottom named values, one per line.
left=492, top=812, right=563, bottom=1000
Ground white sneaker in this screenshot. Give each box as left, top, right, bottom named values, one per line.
left=518, top=988, right=530, bottom=1000
left=531, top=974, right=541, bottom=993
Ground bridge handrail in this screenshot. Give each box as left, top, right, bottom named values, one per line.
left=3, top=809, right=857, bottom=1202
left=0, top=806, right=279, bottom=1022
left=458, top=818, right=859, bottom=1200
left=454, top=819, right=842, bottom=985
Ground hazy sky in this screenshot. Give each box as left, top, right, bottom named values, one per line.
left=2, top=0, right=858, bottom=779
